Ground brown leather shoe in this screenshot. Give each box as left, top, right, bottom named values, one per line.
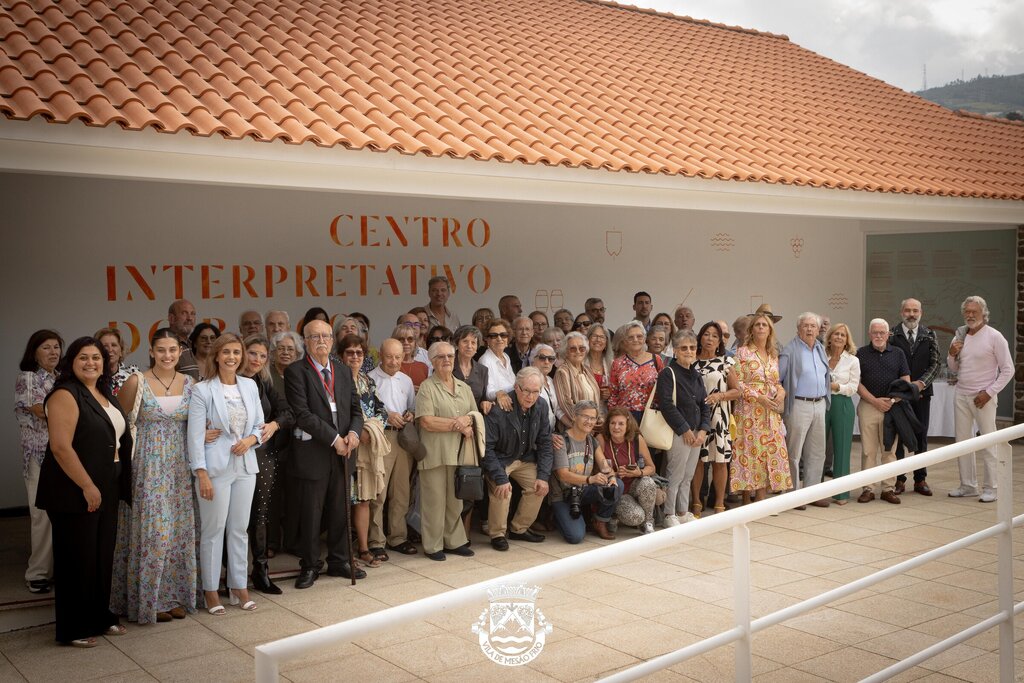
left=880, top=490, right=901, bottom=504
left=810, top=500, right=831, bottom=508
left=593, top=520, right=616, bottom=540
left=894, top=479, right=906, bottom=495
left=857, top=490, right=875, bottom=503
left=914, top=481, right=933, bottom=496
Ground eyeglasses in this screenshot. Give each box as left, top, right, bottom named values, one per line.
left=343, top=349, right=364, bottom=357
left=517, top=387, right=541, bottom=396
left=567, top=346, right=586, bottom=353
left=404, top=322, right=423, bottom=328
left=535, top=355, right=556, bottom=362
left=433, top=353, right=455, bottom=361
left=578, top=414, right=598, bottom=423
left=305, top=334, right=331, bottom=341
left=487, top=332, right=509, bottom=339
left=398, top=337, right=416, bottom=343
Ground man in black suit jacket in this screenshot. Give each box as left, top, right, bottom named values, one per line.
left=889, top=298, right=940, bottom=496
left=285, top=320, right=365, bottom=588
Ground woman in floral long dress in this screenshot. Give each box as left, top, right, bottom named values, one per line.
left=730, top=313, right=791, bottom=503
left=111, top=328, right=196, bottom=623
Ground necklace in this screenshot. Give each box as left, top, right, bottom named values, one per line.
left=152, top=370, right=177, bottom=396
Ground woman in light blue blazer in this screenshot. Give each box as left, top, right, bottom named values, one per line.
left=187, top=333, right=264, bottom=614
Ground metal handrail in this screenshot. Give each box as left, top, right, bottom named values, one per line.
left=255, top=423, right=1024, bottom=682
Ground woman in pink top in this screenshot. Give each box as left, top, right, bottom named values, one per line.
left=608, top=321, right=664, bottom=424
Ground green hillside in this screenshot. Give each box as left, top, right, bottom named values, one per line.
left=916, top=73, right=1024, bottom=116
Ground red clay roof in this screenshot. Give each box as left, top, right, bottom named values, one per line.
left=2, top=0, right=1023, bottom=199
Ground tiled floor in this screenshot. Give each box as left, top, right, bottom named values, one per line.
left=1, top=440, right=1022, bottom=682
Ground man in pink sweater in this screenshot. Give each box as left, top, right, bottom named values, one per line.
left=947, top=296, right=1014, bottom=502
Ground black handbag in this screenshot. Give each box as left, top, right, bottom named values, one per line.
left=454, top=419, right=484, bottom=501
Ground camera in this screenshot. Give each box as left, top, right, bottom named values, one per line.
left=567, top=486, right=583, bottom=519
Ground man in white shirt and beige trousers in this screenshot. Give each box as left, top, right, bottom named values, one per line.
left=947, top=296, right=1014, bottom=503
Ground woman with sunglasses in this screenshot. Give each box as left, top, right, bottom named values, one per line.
left=478, top=319, right=515, bottom=412
left=426, top=325, right=453, bottom=348
left=392, top=324, right=429, bottom=390
left=571, top=313, right=592, bottom=333
left=338, top=334, right=390, bottom=568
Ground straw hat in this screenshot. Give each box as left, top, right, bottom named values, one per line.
left=749, top=303, right=783, bottom=322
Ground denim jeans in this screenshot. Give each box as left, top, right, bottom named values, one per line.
left=551, top=480, right=623, bottom=544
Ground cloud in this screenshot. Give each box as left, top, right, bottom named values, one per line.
left=643, top=0, right=1024, bottom=90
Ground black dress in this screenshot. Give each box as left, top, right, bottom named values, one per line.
left=36, top=381, right=133, bottom=643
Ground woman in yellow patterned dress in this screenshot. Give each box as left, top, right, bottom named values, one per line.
left=730, top=313, right=792, bottom=502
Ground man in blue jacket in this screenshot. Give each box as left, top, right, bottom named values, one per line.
left=779, top=313, right=832, bottom=508
left=482, top=367, right=553, bottom=551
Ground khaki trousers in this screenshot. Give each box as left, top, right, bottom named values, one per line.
left=24, top=458, right=53, bottom=582
left=954, top=393, right=1000, bottom=491
left=419, top=464, right=468, bottom=554
left=857, top=400, right=896, bottom=492
left=487, top=460, right=542, bottom=539
left=369, top=431, right=413, bottom=548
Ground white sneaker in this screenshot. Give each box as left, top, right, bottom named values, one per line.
left=681, top=512, right=696, bottom=523
left=663, top=515, right=681, bottom=527
left=979, top=489, right=997, bottom=503
left=948, top=485, right=979, bottom=498
left=641, top=521, right=655, bottom=534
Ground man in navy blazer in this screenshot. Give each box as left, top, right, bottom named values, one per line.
left=285, top=320, right=365, bottom=587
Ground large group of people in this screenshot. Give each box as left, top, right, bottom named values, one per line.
left=14, top=277, right=1015, bottom=646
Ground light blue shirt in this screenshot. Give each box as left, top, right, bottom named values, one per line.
left=792, top=341, right=828, bottom=398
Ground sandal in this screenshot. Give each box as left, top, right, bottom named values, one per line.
left=714, top=506, right=726, bottom=514
left=690, top=502, right=703, bottom=519
left=229, top=593, right=257, bottom=611
left=370, top=547, right=389, bottom=562
left=70, top=638, right=97, bottom=648
left=207, top=604, right=226, bottom=615
left=386, top=541, right=419, bottom=555
left=105, top=624, right=127, bottom=636
left=357, top=549, right=382, bottom=568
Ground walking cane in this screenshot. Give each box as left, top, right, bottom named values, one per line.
left=341, top=442, right=356, bottom=585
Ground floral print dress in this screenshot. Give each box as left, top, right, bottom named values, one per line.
left=110, top=376, right=197, bottom=623
left=730, top=347, right=792, bottom=492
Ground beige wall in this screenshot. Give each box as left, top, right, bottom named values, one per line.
left=0, top=171, right=1008, bottom=507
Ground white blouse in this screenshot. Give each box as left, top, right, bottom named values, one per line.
left=479, top=349, right=516, bottom=400
left=829, top=351, right=860, bottom=397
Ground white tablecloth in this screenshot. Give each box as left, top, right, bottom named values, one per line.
left=852, top=380, right=955, bottom=438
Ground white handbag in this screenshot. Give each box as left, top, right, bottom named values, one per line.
left=639, top=366, right=675, bottom=450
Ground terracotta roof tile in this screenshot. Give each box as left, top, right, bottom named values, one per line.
left=3, top=0, right=1023, bottom=198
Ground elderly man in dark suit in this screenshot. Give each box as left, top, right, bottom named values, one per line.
left=889, top=298, right=939, bottom=496
left=285, top=319, right=365, bottom=588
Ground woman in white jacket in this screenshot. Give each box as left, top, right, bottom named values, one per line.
left=825, top=324, right=860, bottom=505
left=187, top=333, right=265, bottom=614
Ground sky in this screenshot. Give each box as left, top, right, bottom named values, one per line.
left=638, top=0, right=1024, bottom=92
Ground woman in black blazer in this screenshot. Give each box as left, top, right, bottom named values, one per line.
left=37, top=337, right=132, bottom=647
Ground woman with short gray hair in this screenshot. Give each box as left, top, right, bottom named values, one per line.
left=269, top=331, right=304, bottom=397
left=553, top=332, right=602, bottom=430
left=657, top=329, right=711, bottom=526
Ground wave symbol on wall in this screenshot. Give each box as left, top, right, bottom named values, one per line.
left=826, top=293, right=848, bottom=309
left=710, top=233, right=735, bottom=251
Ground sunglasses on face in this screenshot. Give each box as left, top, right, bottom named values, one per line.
left=430, top=335, right=451, bottom=343
left=343, top=349, right=364, bottom=357
left=574, top=321, right=592, bottom=329
left=535, top=355, right=556, bottom=362
left=487, top=332, right=509, bottom=339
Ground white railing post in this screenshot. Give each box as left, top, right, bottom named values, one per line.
left=733, top=523, right=752, bottom=682
left=997, top=436, right=1014, bottom=682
